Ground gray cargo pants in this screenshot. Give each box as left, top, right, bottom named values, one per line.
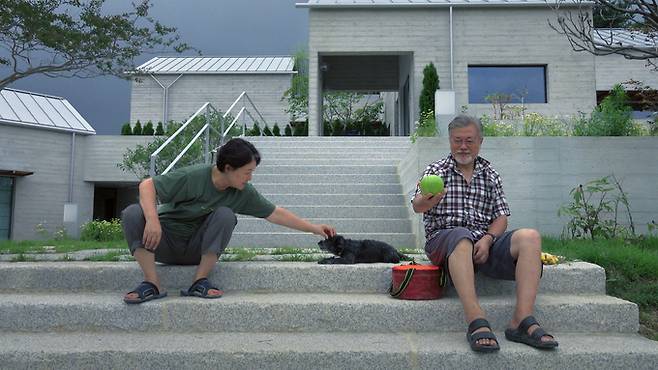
left=121, top=204, right=237, bottom=265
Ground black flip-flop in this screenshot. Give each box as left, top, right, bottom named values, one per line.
left=123, top=281, right=167, bottom=304
left=467, top=318, right=500, bottom=353
left=505, top=315, right=558, bottom=349
left=180, top=277, right=223, bottom=299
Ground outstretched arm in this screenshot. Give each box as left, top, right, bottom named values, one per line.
left=266, top=206, right=336, bottom=238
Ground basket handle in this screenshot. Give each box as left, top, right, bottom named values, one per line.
left=389, top=266, right=415, bottom=298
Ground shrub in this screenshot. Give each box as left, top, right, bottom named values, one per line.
left=480, top=115, right=516, bottom=136
left=284, top=124, right=292, bottom=136
left=272, top=123, right=281, bottom=136
left=80, top=219, right=124, bottom=242
left=155, top=122, right=165, bottom=135
left=121, top=123, right=132, bottom=135
left=410, top=110, right=437, bottom=143
left=522, top=113, right=569, bottom=136
left=262, top=124, right=273, bottom=136
left=573, top=84, right=637, bottom=136
left=142, top=121, right=155, bottom=135
left=132, top=120, right=143, bottom=135
left=419, top=63, right=439, bottom=115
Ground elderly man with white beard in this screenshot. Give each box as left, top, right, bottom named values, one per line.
left=411, top=114, right=558, bottom=353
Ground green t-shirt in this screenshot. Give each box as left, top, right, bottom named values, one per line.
left=152, top=164, right=276, bottom=239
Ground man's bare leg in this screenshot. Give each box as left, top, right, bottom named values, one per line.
left=191, top=252, right=222, bottom=297
left=449, top=239, right=496, bottom=347
left=124, top=248, right=161, bottom=300
left=509, top=228, right=553, bottom=342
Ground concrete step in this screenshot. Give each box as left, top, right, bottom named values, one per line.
left=256, top=164, right=397, bottom=174
left=0, top=292, right=637, bottom=333
left=252, top=173, right=400, bottom=184
left=257, top=148, right=409, bottom=155
left=235, top=218, right=412, bottom=233
left=253, top=183, right=402, bottom=194
left=261, top=194, right=406, bottom=206
left=259, top=158, right=400, bottom=165
left=273, top=205, right=410, bottom=218
left=0, top=262, right=607, bottom=296
left=2, top=331, right=656, bottom=370
left=259, top=153, right=407, bottom=160
left=228, top=232, right=416, bottom=248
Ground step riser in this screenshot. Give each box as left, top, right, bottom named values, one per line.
left=266, top=206, right=410, bottom=218
left=0, top=296, right=637, bottom=333
left=0, top=263, right=606, bottom=295
left=259, top=159, right=399, bottom=165
left=4, top=351, right=656, bottom=370
left=256, top=166, right=397, bottom=174
left=228, top=233, right=416, bottom=248
left=253, top=184, right=402, bottom=194
left=235, top=219, right=411, bottom=233
left=261, top=194, right=405, bottom=206
left=259, top=153, right=407, bottom=159
left=252, top=174, right=400, bottom=184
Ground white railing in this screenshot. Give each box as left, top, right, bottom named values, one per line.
left=148, top=91, right=267, bottom=177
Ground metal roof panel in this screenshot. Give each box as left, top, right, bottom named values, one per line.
left=135, top=56, right=295, bottom=74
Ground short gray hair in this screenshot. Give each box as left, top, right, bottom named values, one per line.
left=448, top=114, right=482, bottom=137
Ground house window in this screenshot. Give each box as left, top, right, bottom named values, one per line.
left=468, top=65, right=547, bottom=104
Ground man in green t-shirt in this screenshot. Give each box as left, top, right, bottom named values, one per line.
left=121, top=138, right=336, bottom=304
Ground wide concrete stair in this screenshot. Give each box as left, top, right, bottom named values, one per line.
left=229, top=137, right=416, bottom=248
left=1, top=261, right=657, bottom=369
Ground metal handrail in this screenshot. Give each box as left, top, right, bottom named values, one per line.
left=149, top=91, right=268, bottom=177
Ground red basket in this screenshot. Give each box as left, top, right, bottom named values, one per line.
left=389, top=262, right=447, bottom=300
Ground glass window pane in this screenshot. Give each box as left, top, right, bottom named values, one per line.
left=468, top=66, right=547, bottom=104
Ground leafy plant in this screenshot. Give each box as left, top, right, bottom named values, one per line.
left=80, top=219, right=124, bottom=242
left=155, top=122, right=165, bottom=136
left=485, top=93, right=512, bottom=120
left=558, top=175, right=636, bottom=240
left=480, top=115, right=516, bottom=136
left=410, top=110, right=437, bottom=143
left=284, top=124, right=292, bottom=136
left=281, top=48, right=308, bottom=122
left=573, top=84, right=638, bottom=136
left=272, top=123, right=281, bottom=136
left=262, top=124, right=273, bottom=136
left=522, top=113, right=569, bottom=136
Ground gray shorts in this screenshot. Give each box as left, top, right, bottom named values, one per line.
left=425, top=227, right=539, bottom=282
left=121, top=204, right=237, bottom=265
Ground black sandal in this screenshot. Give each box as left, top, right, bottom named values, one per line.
left=123, top=281, right=167, bottom=304
left=180, top=277, right=223, bottom=299
left=505, top=315, right=558, bottom=349
left=467, top=318, right=500, bottom=353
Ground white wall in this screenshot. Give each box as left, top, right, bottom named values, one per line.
left=399, top=137, right=658, bottom=247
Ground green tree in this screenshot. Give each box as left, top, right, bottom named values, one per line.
left=262, top=124, right=273, bottom=136
left=120, top=122, right=132, bottom=135
left=142, top=121, right=154, bottom=135
left=593, top=0, right=633, bottom=28
left=272, top=123, right=281, bottom=136
left=132, top=120, right=143, bottom=135
left=419, top=63, right=439, bottom=115
left=281, top=48, right=308, bottom=122
left=573, top=84, right=637, bottom=136
left=284, top=124, right=292, bottom=136
left=0, top=0, right=194, bottom=89
left=155, top=122, right=165, bottom=135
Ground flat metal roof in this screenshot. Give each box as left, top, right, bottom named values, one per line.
left=593, top=28, right=657, bottom=49
left=296, top=0, right=579, bottom=8
left=135, top=56, right=296, bottom=75
left=0, top=88, right=95, bottom=135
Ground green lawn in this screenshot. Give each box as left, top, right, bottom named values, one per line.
left=543, top=236, right=658, bottom=340
left=0, top=239, right=127, bottom=254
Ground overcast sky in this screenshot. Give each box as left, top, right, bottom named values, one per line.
left=3, top=0, right=308, bottom=134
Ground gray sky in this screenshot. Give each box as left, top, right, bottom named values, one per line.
left=4, top=0, right=308, bottom=135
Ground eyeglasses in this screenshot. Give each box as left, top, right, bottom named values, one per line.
left=450, top=138, right=477, bottom=146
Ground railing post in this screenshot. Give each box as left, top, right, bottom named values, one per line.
left=204, top=105, right=210, bottom=164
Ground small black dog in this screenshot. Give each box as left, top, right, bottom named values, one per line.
left=317, top=235, right=410, bottom=264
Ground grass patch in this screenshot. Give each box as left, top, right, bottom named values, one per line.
left=10, top=254, right=36, bottom=262
left=276, top=254, right=321, bottom=262
left=271, top=247, right=308, bottom=255
left=221, top=249, right=258, bottom=262
left=0, top=239, right=127, bottom=254
left=543, top=236, right=658, bottom=340
left=85, top=251, right=132, bottom=262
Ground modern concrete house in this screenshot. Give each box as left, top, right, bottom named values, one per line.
left=0, top=88, right=96, bottom=240
left=296, top=0, right=658, bottom=135
left=129, top=56, right=296, bottom=128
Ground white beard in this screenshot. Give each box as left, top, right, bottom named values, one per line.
left=454, top=154, right=474, bottom=166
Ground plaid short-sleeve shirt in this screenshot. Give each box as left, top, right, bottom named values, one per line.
left=413, top=154, right=511, bottom=241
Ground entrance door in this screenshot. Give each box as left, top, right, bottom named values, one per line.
left=0, top=177, right=13, bottom=240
